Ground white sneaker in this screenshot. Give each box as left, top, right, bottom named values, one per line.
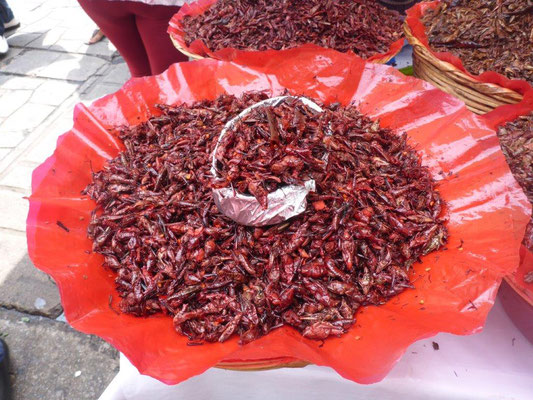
left=0, top=35, right=8, bottom=56
left=4, top=17, right=20, bottom=31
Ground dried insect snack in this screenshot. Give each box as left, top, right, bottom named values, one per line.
left=422, top=0, right=533, bottom=84
left=84, top=93, right=447, bottom=344
left=497, top=113, right=533, bottom=282
left=212, top=97, right=328, bottom=208
left=180, top=0, right=404, bottom=59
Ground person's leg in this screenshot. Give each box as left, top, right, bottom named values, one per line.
left=133, top=3, right=188, bottom=75
left=0, top=0, right=15, bottom=24
left=0, top=0, right=9, bottom=44
left=78, top=0, right=151, bottom=77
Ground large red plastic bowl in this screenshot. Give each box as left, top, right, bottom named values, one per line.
left=27, top=45, right=531, bottom=385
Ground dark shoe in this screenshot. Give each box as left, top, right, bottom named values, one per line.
left=0, top=338, right=12, bottom=400
left=4, top=17, right=20, bottom=32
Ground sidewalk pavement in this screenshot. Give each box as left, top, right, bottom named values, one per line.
left=0, top=1, right=132, bottom=398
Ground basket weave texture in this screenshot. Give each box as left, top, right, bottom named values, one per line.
left=404, top=1, right=529, bottom=114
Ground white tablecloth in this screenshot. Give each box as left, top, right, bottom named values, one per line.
left=98, top=299, right=533, bottom=400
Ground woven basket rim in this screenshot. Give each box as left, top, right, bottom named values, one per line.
left=170, top=35, right=205, bottom=60
left=404, top=22, right=523, bottom=100
left=170, top=33, right=396, bottom=64
left=403, top=19, right=524, bottom=114
left=215, top=358, right=309, bottom=371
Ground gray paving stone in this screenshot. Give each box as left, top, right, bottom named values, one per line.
left=23, top=117, right=71, bottom=164
left=84, top=40, right=118, bottom=60
left=0, top=231, right=62, bottom=317
left=7, top=1, right=39, bottom=15
left=30, top=80, right=78, bottom=106
left=0, top=188, right=29, bottom=231
left=0, top=307, right=119, bottom=400
left=47, top=6, right=79, bottom=24
left=2, top=49, right=61, bottom=76
left=53, top=0, right=78, bottom=8
left=0, top=130, right=25, bottom=148
left=0, top=3, right=129, bottom=395
left=18, top=16, right=60, bottom=35
left=26, top=27, right=66, bottom=50
left=0, top=75, right=44, bottom=90
left=1, top=102, right=55, bottom=133
left=51, top=38, right=86, bottom=54
left=103, top=62, right=130, bottom=85
left=11, top=3, right=51, bottom=26
left=0, top=148, right=10, bottom=161
left=6, top=32, right=41, bottom=47
left=0, top=89, right=32, bottom=118
left=21, top=106, right=79, bottom=164
left=0, top=48, right=23, bottom=68
left=56, top=25, right=96, bottom=41
left=54, top=12, right=96, bottom=35
left=81, top=81, right=123, bottom=103
left=95, top=60, right=113, bottom=77
left=51, top=7, right=94, bottom=31
left=0, top=231, right=29, bottom=280
left=36, top=53, right=108, bottom=82
left=0, top=161, right=34, bottom=190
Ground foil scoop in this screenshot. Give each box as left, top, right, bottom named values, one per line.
left=211, top=96, right=323, bottom=227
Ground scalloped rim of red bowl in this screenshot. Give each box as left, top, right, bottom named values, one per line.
left=26, top=49, right=532, bottom=384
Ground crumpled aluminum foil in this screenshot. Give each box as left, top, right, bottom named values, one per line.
left=213, top=180, right=316, bottom=226
left=211, top=96, right=323, bottom=227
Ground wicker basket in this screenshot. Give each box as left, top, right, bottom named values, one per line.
left=403, top=21, right=524, bottom=115
left=216, top=357, right=309, bottom=371
left=170, top=35, right=398, bottom=65
left=170, top=36, right=204, bottom=60
left=170, top=35, right=399, bottom=65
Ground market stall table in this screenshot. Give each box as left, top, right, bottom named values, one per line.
left=98, top=297, right=533, bottom=400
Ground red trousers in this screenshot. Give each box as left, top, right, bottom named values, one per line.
left=78, top=0, right=188, bottom=77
